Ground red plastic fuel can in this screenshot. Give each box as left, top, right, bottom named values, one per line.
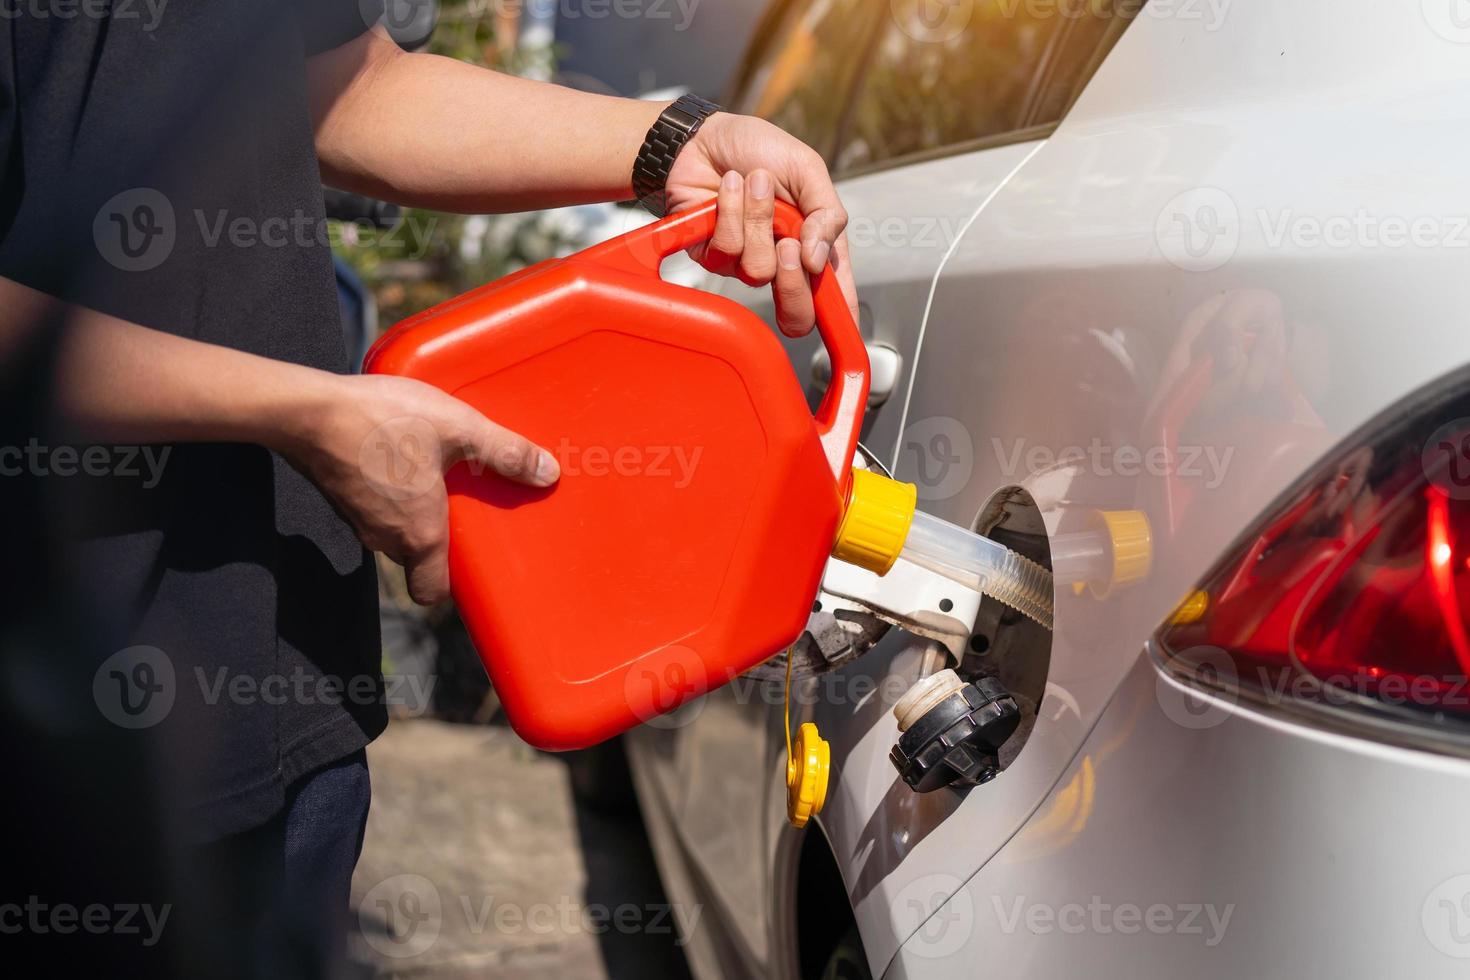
left=364, top=201, right=870, bottom=750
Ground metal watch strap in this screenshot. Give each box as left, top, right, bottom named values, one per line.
left=631, top=94, right=722, bottom=217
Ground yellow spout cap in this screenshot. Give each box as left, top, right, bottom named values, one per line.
left=786, top=722, right=830, bottom=828
left=832, top=468, right=917, bottom=576
left=1089, top=509, right=1153, bottom=598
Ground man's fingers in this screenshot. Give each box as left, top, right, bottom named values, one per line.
left=739, top=169, right=777, bottom=285
left=404, top=546, right=451, bottom=606
left=773, top=238, right=815, bottom=337
left=830, top=233, right=860, bottom=324
left=703, top=170, right=744, bottom=274
left=775, top=142, right=856, bottom=325
left=457, top=414, right=559, bottom=487
left=391, top=503, right=452, bottom=606
left=799, top=206, right=848, bottom=277
left=786, top=145, right=847, bottom=275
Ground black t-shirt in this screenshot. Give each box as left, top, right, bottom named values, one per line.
left=0, top=0, right=387, bottom=838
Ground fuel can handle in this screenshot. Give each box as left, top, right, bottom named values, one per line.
left=579, top=198, right=871, bottom=488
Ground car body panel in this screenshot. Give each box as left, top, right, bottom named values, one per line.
left=885, top=652, right=1470, bottom=978
left=631, top=1, right=1470, bottom=977
left=709, top=140, right=1045, bottom=462
left=871, top=1, right=1470, bottom=973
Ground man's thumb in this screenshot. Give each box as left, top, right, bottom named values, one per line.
left=458, top=418, right=560, bottom=487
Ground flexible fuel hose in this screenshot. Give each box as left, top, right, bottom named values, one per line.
left=899, top=509, right=1054, bottom=630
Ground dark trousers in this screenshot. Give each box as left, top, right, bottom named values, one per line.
left=193, top=750, right=372, bottom=979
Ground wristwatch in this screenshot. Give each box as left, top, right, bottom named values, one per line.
left=631, top=94, right=723, bottom=217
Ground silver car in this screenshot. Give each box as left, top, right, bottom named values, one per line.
left=618, top=0, right=1470, bottom=977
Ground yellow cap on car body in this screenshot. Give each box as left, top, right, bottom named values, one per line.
left=831, top=469, right=917, bottom=575
left=786, top=722, right=830, bottom=828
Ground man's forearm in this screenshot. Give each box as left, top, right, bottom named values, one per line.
left=0, top=275, right=561, bottom=605
left=308, top=29, right=665, bottom=214
left=1, top=278, right=335, bottom=453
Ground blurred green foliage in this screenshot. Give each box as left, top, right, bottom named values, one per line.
left=329, top=1, right=570, bottom=326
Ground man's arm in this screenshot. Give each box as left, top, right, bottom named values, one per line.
left=306, top=28, right=856, bottom=337
left=308, top=35, right=666, bottom=214
left=0, top=277, right=558, bottom=604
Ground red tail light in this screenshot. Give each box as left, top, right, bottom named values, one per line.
left=1155, top=374, right=1470, bottom=742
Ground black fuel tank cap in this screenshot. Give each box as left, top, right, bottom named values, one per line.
left=890, top=673, right=1020, bottom=793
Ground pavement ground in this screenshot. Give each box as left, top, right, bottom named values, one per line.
left=349, top=717, right=695, bottom=979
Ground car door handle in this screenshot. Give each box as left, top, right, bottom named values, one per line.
left=812, top=342, right=901, bottom=408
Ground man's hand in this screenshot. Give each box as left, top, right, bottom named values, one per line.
left=666, top=112, right=858, bottom=338
left=286, top=374, right=559, bottom=605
